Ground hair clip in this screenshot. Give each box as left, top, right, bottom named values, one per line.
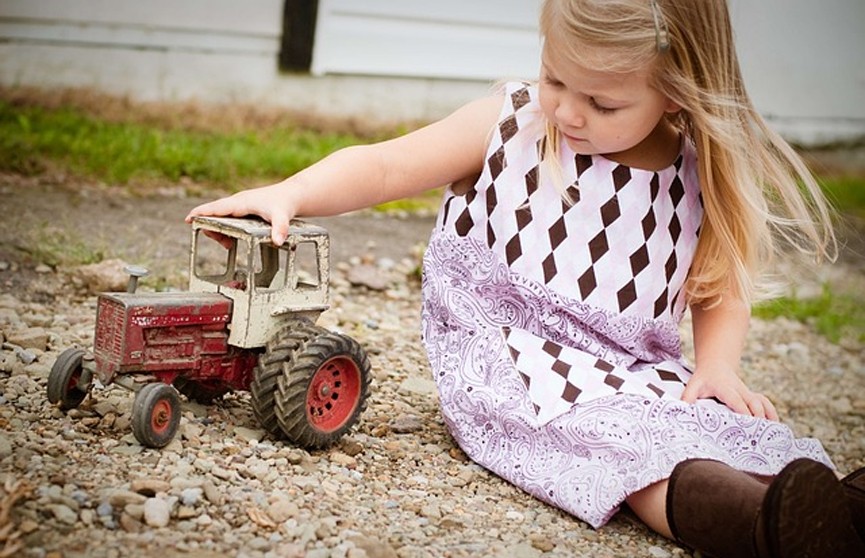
left=651, top=0, right=670, bottom=52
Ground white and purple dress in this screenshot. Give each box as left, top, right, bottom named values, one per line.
left=420, top=82, right=831, bottom=528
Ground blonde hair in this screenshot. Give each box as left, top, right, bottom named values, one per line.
left=539, top=0, right=837, bottom=306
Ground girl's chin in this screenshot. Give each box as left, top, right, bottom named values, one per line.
left=563, top=136, right=598, bottom=153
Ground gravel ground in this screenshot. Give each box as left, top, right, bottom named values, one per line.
left=0, top=177, right=863, bottom=558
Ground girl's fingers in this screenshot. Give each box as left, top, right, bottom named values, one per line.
left=682, top=379, right=766, bottom=419
left=187, top=191, right=265, bottom=220
left=680, top=382, right=698, bottom=404
left=742, top=391, right=778, bottom=421
left=202, top=230, right=234, bottom=250
left=185, top=199, right=240, bottom=221
left=724, top=388, right=778, bottom=421
left=270, top=214, right=291, bottom=246
left=720, top=388, right=750, bottom=416
left=758, top=393, right=779, bottom=421
left=744, top=392, right=767, bottom=419
left=185, top=193, right=295, bottom=246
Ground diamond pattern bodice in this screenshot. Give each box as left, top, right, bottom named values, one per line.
left=436, top=82, right=703, bottom=322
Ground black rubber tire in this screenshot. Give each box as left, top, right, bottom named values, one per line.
left=131, top=383, right=181, bottom=448
left=47, top=348, right=89, bottom=410
left=274, top=331, right=371, bottom=449
left=173, top=377, right=229, bottom=404
left=250, top=318, right=328, bottom=439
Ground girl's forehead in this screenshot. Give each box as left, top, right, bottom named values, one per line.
left=542, top=41, right=650, bottom=87
left=542, top=20, right=652, bottom=76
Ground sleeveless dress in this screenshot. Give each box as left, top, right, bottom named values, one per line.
left=420, top=82, right=832, bottom=528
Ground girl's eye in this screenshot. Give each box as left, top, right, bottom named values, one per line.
left=543, top=75, right=564, bottom=87
left=589, top=97, right=616, bottom=114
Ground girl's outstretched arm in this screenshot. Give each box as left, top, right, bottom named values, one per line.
left=186, top=94, right=502, bottom=244
left=682, top=296, right=779, bottom=420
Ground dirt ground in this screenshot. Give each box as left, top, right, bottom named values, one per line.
left=0, top=172, right=437, bottom=297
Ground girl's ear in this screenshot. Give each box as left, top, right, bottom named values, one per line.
left=665, top=98, right=683, bottom=114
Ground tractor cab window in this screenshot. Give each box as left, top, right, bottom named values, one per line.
left=293, top=240, right=323, bottom=291
left=194, top=229, right=324, bottom=294
left=254, top=239, right=323, bottom=293
left=193, top=230, right=250, bottom=291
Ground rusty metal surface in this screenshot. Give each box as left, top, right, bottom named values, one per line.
left=93, top=291, right=232, bottom=384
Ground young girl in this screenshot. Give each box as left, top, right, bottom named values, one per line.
left=188, top=1, right=865, bottom=556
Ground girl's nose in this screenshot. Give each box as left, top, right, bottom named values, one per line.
left=556, top=99, right=586, bottom=129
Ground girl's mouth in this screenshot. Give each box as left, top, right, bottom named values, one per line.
left=563, top=132, right=587, bottom=143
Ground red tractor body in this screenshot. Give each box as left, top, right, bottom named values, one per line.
left=93, top=292, right=257, bottom=391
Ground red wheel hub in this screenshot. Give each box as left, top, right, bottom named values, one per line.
left=66, top=370, right=81, bottom=391
left=151, top=400, right=173, bottom=435
left=306, top=356, right=362, bottom=432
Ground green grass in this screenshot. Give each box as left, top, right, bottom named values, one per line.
left=822, top=175, right=865, bottom=220
left=27, top=224, right=105, bottom=267
left=0, top=100, right=366, bottom=188
left=753, top=285, right=865, bottom=344
left=372, top=189, right=443, bottom=214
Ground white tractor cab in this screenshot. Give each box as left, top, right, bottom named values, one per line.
left=189, top=216, right=331, bottom=348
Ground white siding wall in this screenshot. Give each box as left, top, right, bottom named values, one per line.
left=0, top=0, right=862, bottom=144
left=311, top=0, right=541, bottom=81
left=0, top=0, right=284, bottom=102
left=0, top=0, right=282, bottom=49
left=729, top=0, right=865, bottom=144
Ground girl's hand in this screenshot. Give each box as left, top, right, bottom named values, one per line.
left=681, top=364, right=779, bottom=421
left=687, top=294, right=777, bottom=420
left=185, top=182, right=297, bottom=245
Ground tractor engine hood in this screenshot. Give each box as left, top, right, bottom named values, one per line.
left=94, top=291, right=232, bottom=381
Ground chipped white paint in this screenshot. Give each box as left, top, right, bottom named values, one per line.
left=189, top=216, right=331, bottom=349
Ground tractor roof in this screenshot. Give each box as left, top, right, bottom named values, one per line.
left=191, top=216, right=328, bottom=242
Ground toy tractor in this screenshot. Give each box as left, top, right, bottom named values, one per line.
left=47, top=216, right=371, bottom=449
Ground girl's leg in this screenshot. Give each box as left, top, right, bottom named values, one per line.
left=625, top=480, right=672, bottom=539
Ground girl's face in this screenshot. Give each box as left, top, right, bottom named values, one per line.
left=539, top=42, right=680, bottom=165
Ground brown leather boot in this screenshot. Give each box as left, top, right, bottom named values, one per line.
left=666, top=458, right=864, bottom=558
left=842, top=467, right=865, bottom=541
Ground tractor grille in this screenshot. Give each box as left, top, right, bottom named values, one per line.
left=94, top=296, right=125, bottom=363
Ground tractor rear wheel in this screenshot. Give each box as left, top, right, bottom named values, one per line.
left=47, top=348, right=90, bottom=410
left=274, top=331, right=371, bottom=449
left=251, top=318, right=328, bottom=439
left=132, top=383, right=181, bottom=448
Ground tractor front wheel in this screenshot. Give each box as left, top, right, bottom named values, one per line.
left=132, top=383, right=181, bottom=448
left=47, top=348, right=90, bottom=410
left=274, top=331, right=371, bottom=449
